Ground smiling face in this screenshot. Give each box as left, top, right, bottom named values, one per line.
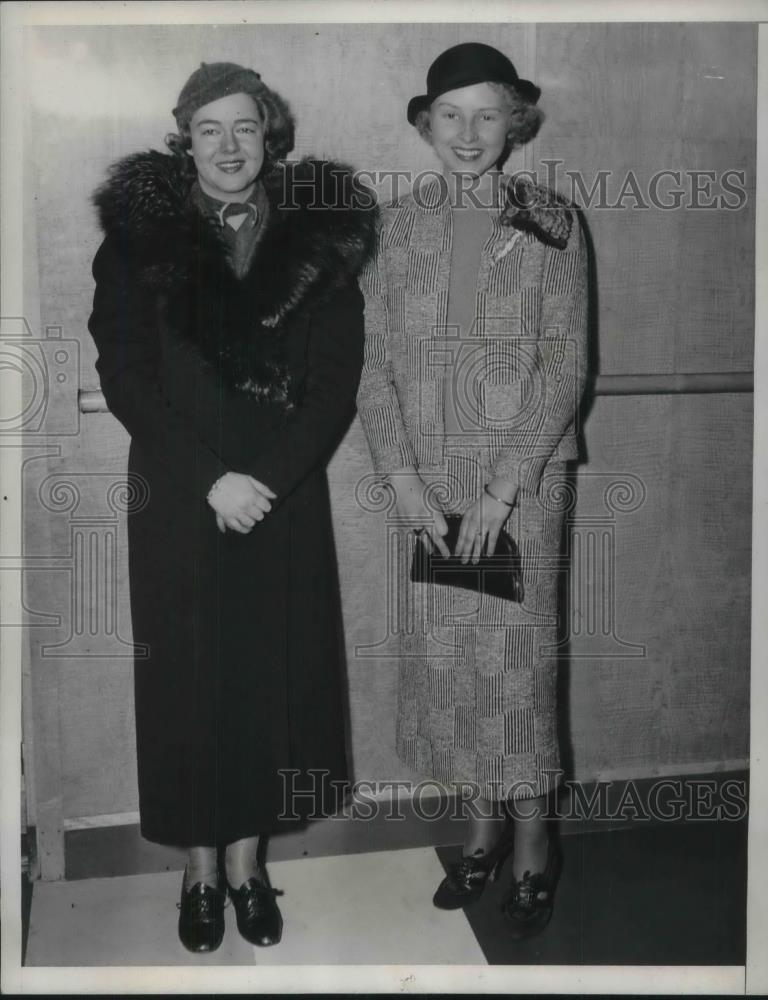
left=188, top=92, right=265, bottom=202
left=428, top=82, right=510, bottom=179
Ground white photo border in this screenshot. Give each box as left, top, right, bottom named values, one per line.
left=1, top=0, right=765, bottom=994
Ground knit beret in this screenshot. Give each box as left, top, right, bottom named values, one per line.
left=172, top=62, right=264, bottom=130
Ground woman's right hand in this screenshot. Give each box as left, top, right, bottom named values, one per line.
left=207, top=472, right=276, bottom=534
left=389, top=471, right=450, bottom=557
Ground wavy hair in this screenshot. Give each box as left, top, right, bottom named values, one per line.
left=164, top=80, right=296, bottom=176
left=414, top=81, right=544, bottom=165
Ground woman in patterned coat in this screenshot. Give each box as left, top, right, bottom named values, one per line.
left=357, top=43, right=588, bottom=937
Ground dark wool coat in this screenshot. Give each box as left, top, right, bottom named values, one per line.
left=88, top=151, right=377, bottom=847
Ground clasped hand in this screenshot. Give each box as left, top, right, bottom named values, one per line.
left=454, top=490, right=514, bottom=564
left=206, top=472, right=276, bottom=534
left=391, top=473, right=517, bottom=564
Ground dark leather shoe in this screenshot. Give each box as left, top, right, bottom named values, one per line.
left=501, top=837, right=562, bottom=939
left=177, top=876, right=226, bottom=953
left=227, top=869, right=284, bottom=946
left=433, top=831, right=514, bottom=910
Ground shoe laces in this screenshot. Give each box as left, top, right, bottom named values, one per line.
left=177, top=882, right=222, bottom=921
left=236, top=876, right=284, bottom=918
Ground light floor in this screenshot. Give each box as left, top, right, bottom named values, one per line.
left=24, top=819, right=748, bottom=967
left=25, top=846, right=485, bottom=966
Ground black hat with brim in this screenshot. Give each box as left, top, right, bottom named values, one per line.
left=407, top=41, right=541, bottom=125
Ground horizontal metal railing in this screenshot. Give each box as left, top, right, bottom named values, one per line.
left=591, top=372, right=753, bottom=395
left=78, top=371, right=754, bottom=413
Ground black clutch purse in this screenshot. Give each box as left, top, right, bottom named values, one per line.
left=410, top=514, right=524, bottom=603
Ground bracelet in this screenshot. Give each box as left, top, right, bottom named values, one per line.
left=206, top=475, right=227, bottom=504
left=484, top=484, right=514, bottom=509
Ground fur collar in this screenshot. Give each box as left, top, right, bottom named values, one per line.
left=93, top=150, right=378, bottom=326
left=92, top=151, right=377, bottom=406
left=500, top=175, right=573, bottom=250
left=402, top=172, right=573, bottom=250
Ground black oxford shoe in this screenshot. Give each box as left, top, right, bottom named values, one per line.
left=227, top=868, right=284, bottom=947
left=177, top=877, right=226, bottom=953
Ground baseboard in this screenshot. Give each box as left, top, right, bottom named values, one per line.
left=62, top=768, right=749, bottom=881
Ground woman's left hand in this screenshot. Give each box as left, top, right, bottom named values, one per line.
left=455, top=487, right=518, bottom=564
left=213, top=475, right=276, bottom=533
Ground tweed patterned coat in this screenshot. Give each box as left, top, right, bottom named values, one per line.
left=357, top=174, right=588, bottom=801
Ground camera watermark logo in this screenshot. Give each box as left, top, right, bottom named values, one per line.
left=2, top=314, right=150, bottom=658
left=0, top=317, right=80, bottom=435
left=417, top=321, right=580, bottom=445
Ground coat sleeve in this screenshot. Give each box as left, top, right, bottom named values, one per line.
left=488, top=213, right=589, bottom=492
left=355, top=222, right=419, bottom=476
left=240, top=280, right=365, bottom=506
left=87, top=234, right=231, bottom=500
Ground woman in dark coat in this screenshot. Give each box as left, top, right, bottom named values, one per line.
left=88, top=62, right=376, bottom=952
